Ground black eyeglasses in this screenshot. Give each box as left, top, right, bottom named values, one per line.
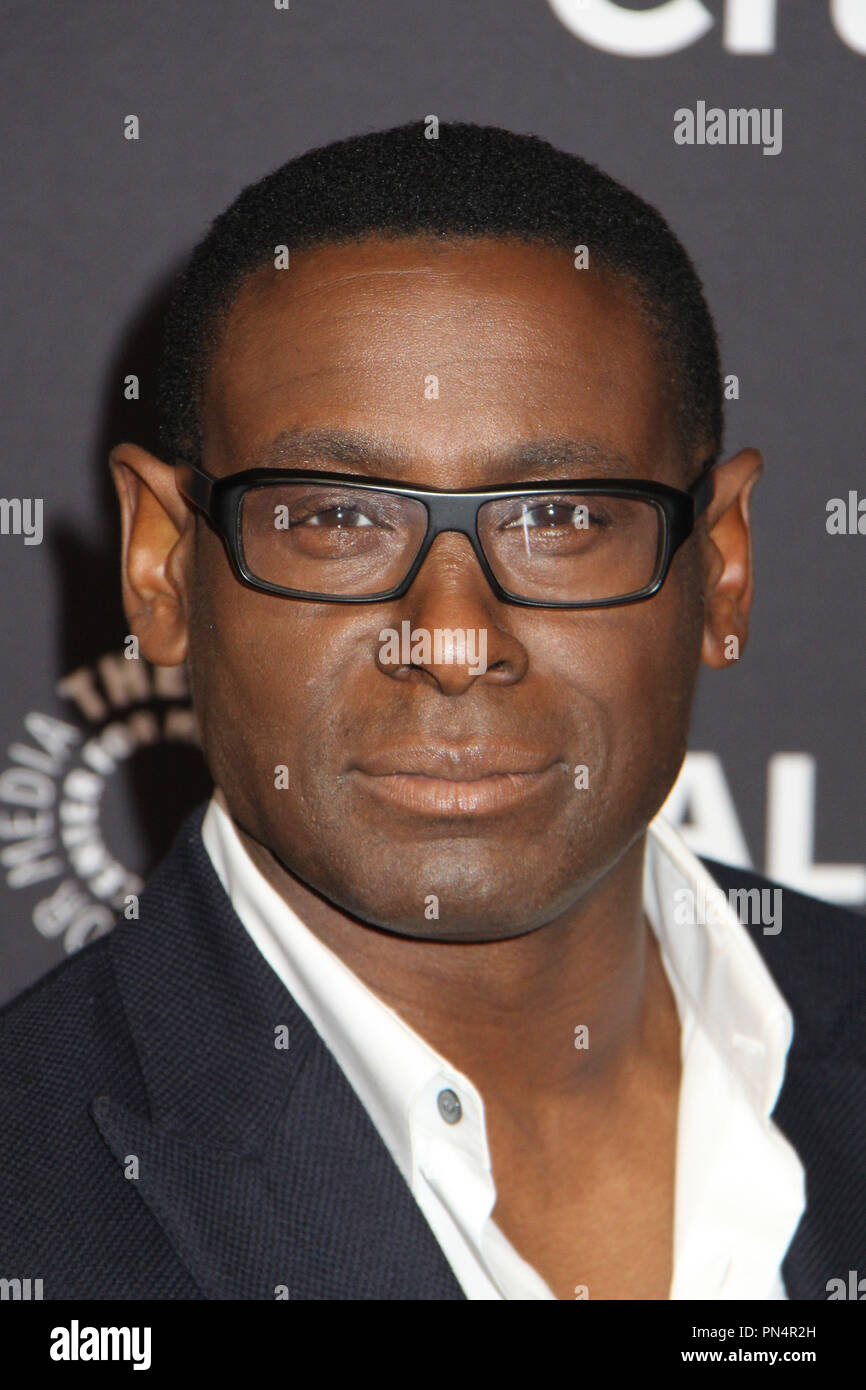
left=175, top=458, right=715, bottom=609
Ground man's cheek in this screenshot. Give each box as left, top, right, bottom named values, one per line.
left=558, top=634, right=676, bottom=781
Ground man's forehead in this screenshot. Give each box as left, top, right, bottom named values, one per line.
left=201, top=234, right=682, bottom=484
left=216, top=232, right=646, bottom=351
left=239, top=231, right=576, bottom=289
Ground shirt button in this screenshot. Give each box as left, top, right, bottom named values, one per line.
left=437, top=1088, right=462, bottom=1124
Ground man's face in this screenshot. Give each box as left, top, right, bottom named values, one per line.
left=181, top=235, right=707, bottom=940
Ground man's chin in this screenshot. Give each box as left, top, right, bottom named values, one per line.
left=330, top=899, right=562, bottom=946
left=301, top=854, right=591, bottom=944
left=254, top=805, right=613, bottom=940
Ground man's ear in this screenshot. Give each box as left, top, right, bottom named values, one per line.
left=700, top=447, right=764, bottom=670
left=109, top=442, right=192, bottom=667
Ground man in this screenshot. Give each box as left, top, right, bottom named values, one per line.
left=1, top=121, right=863, bottom=1301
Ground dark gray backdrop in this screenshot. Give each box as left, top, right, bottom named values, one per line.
left=1, top=0, right=863, bottom=1005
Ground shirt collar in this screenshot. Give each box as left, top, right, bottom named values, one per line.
left=202, top=788, right=794, bottom=1177
left=643, top=812, right=793, bottom=1118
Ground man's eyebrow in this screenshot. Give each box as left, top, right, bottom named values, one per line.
left=493, top=437, right=638, bottom=477
left=244, top=427, right=638, bottom=479
left=248, top=427, right=411, bottom=472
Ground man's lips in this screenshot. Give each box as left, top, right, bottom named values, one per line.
left=350, top=745, right=564, bottom=815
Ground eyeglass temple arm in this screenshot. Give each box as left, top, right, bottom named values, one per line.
left=175, top=459, right=215, bottom=519
left=689, top=461, right=716, bottom=519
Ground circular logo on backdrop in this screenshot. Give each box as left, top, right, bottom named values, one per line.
left=0, top=648, right=211, bottom=955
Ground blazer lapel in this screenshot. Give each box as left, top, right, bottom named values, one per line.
left=704, top=857, right=866, bottom=1300
left=91, top=806, right=465, bottom=1300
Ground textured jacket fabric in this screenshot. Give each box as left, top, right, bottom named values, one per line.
left=1, top=802, right=864, bottom=1300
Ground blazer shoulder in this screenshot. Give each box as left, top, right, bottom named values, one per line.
left=0, top=926, right=144, bottom=1122
left=701, top=855, right=866, bottom=1031
left=0, top=798, right=212, bottom=1100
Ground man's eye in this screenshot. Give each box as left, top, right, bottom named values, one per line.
left=507, top=502, right=602, bottom=529
left=297, top=506, right=375, bottom=528
left=522, top=503, right=573, bottom=527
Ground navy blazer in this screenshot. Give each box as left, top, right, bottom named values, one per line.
left=1, top=803, right=864, bottom=1299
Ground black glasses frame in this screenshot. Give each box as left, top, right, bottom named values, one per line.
left=175, top=458, right=715, bottom=609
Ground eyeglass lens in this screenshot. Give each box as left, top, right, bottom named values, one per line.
left=239, top=481, right=666, bottom=601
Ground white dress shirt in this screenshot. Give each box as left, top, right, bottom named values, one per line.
left=201, top=788, right=805, bottom=1300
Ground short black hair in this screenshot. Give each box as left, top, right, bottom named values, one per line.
left=156, top=120, right=723, bottom=475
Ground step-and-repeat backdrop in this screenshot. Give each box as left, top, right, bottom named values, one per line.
left=1, top=0, right=863, bottom=1004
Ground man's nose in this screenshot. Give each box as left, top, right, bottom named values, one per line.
left=375, top=531, right=528, bottom=694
